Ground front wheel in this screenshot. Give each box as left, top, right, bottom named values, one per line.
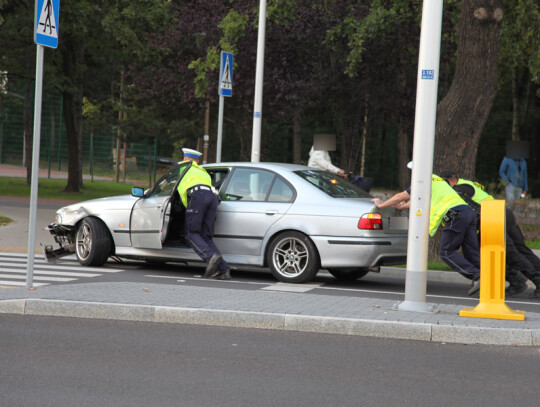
left=76, top=217, right=112, bottom=266
left=267, top=231, right=320, bottom=283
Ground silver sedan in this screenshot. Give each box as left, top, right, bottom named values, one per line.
left=45, top=162, right=408, bottom=283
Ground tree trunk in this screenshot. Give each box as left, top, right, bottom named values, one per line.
left=63, top=91, right=83, bottom=192
left=433, top=0, right=504, bottom=178
left=511, top=68, right=520, bottom=141
left=430, top=0, right=503, bottom=260
left=62, top=36, right=85, bottom=193
left=292, top=109, right=302, bottom=164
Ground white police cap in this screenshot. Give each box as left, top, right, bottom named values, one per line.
left=182, top=148, right=203, bottom=159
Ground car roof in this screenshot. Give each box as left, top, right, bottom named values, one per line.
left=203, top=162, right=312, bottom=172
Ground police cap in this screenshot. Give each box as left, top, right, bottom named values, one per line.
left=182, top=148, right=203, bottom=159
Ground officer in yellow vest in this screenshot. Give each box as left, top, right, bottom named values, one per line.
left=440, top=171, right=540, bottom=299
left=372, top=166, right=481, bottom=295
left=177, top=148, right=230, bottom=280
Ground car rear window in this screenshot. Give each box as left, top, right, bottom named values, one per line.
left=294, top=170, right=371, bottom=198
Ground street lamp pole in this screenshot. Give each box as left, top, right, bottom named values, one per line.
left=251, top=0, right=266, bottom=163
left=398, top=0, right=444, bottom=313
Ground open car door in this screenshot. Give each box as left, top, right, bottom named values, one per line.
left=130, top=161, right=191, bottom=249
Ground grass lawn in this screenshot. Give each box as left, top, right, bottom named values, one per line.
left=0, top=177, right=135, bottom=201
left=0, top=215, right=11, bottom=226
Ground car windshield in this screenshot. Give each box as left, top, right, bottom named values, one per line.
left=294, top=170, right=371, bottom=198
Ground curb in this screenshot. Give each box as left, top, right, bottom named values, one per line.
left=2, top=299, right=539, bottom=347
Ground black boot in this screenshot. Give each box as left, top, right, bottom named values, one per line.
left=506, top=270, right=528, bottom=297
left=529, top=279, right=540, bottom=300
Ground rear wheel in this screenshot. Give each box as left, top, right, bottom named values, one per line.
left=328, top=268, right=370, bottom=281
left=267, top=231, right=320, bottom=283
left=75, top=217, right=112, bottom=266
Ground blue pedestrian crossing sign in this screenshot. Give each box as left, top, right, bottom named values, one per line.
left=34, top=0, right=60, bottom=48
left=219, top=52, right=233, bottom=97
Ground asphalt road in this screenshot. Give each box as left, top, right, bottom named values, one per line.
left=1, top=314, right=538, bottom=407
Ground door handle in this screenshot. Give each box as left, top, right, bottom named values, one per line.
left=265, top=210, right=278, bottom=216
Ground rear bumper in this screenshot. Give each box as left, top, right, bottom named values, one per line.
left=312, top=236, right=407, bottom=268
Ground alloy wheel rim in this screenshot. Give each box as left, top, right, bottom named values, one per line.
left=273, top=237, right=309, bottom=278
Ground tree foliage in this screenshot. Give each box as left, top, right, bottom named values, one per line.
left=0, top=0, right=538, bottom=195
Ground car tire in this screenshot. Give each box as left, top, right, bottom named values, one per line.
left=327, top=268, right=370, bottom=281
left=75, top=217, right=112, bottom=266
left=267, top=231, right=320, bottom=283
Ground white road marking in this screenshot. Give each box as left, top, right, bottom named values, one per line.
left=260, top=282, right=325, bottom=293
left=0, top=261, right=124, bottom=273
left=0, top=280, right=48, bottom=287
left=0, top=268, right=100, bottom=277
left=0, top=274, right=75, bottom=282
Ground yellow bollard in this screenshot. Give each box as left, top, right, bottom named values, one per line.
left=460, top=200, right=525, bottom=320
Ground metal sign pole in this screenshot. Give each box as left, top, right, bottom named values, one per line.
left=26, top=44, right=45, bottom=288
left=217, top=51, right=233, bottom=163
left=251, top=0, right=266, bottom=163
left=398, top=0, right=444, bottom=313
left=216, top=95, right=224, bottom=163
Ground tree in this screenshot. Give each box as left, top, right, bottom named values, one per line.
left=499, top=0, right=540, bottom=141
left=0, top=0, right=41, bottom=184
left=433, top=0, right=504, bottom=177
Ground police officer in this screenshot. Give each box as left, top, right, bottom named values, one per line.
left=372, top=163, right=481, bottom=295
left=177, top=148, right=230, bottom=280
left=440, top=171, right=540, bottom=299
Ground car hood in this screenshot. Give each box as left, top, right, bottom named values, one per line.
left=59, top=194, right=139, bottom=213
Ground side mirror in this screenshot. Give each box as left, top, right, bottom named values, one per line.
left=131, top=187, right=145, bottom=198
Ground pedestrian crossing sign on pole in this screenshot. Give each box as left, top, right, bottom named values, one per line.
left=219, top=52, right=233, bottom=97
left=34, top=0, right=60, bottom=48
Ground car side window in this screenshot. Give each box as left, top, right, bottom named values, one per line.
left=268, top=177, right=294, bottom=202
left=206, top=168, right=230, bottom=190
left=222, top=168, right=276, bottom=202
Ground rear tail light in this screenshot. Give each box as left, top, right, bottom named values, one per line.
left=358, top=213, right=383, bottom=230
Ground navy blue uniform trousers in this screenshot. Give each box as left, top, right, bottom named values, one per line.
left=506, top=208, right=540, bottom=284
left=439, top=206, right=480, bottom=281
left=184, top=188, right=229, bottom=272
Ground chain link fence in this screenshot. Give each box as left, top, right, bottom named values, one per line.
left=0, top=92, right=176, bottom=185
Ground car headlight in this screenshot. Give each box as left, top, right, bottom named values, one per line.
left=55, top=207, right=88, bottom=225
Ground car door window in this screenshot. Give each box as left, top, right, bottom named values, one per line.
left=222, top=168, right=276, bottom=202
left=206, top=168, right=230, bottom=190
left=268, top=177, right=294, bottom=202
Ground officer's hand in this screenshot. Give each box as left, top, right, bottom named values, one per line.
left=371, top=198, right=382, bottom=208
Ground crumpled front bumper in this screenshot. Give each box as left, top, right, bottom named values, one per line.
left=43, top=223, right=76, bottom=262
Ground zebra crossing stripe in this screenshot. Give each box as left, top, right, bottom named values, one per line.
left=0, top=280, right=48, bottom=287
left=0, top=261, right=124, bottom=273
left=0, top=274, right=75, bottom=282
left=0, top=267, right=100, bottom=278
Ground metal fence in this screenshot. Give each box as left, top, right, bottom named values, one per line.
left=0, top=92, right=176, bottom=184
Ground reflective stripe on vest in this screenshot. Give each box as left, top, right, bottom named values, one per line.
left=429, top=175, right=467, bottom=236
